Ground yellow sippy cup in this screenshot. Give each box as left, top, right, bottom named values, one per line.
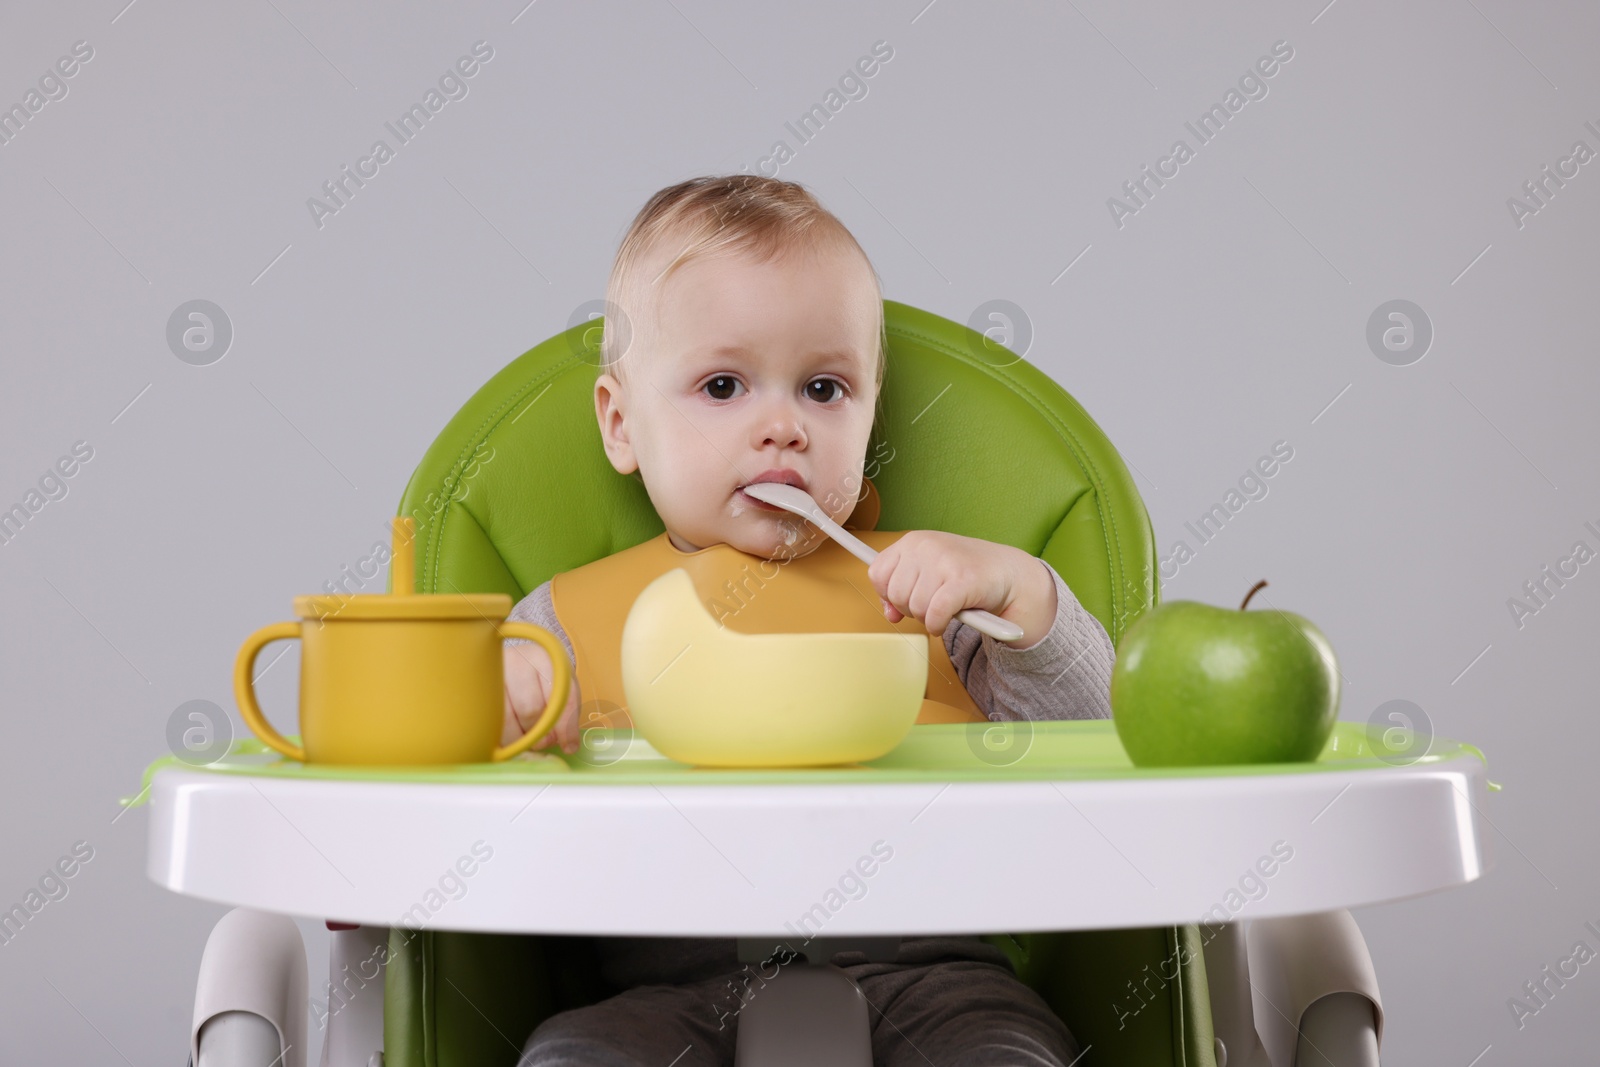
left=233, top=517, right=570, bottom=765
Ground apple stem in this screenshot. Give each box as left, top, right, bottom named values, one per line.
left=1240, top=580, right=1267, bottom=610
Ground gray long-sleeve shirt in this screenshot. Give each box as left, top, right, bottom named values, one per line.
left=508, top=554, right=1118, bottom=992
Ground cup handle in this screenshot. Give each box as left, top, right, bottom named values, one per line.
left=233, top=622, right=306, bottom=762
left=493, top=621, right=574, bottom=761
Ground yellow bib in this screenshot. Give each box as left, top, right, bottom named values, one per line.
left=551, top=479, right=985, bottom=730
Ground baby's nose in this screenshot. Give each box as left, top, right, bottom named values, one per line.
left=756, top=412, right=806, bottom=447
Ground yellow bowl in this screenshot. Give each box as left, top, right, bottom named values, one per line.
left=620, top=568, right=929, bottom=767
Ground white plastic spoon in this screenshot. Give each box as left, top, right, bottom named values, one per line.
left=739, top=481, right=1026, bottom=643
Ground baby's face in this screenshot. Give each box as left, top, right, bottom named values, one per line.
left=594, top=242, right=881, bottom=558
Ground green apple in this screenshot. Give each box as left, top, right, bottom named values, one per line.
left=1111, top=581, right=1340, bottom=766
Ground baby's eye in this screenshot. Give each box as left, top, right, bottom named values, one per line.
left=806, top=378, right=845, bottom=403
left=703, top=375, right=743, bottom=401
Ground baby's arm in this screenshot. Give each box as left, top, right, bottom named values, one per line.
left=943, top=558, right=1115, bottom=722
left=868, top=531, right=1114, bottom=722
left=503, top=582, right=583, bottom=753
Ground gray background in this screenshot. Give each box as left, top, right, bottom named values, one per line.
left=2, top=0, right=1596, bottom=1062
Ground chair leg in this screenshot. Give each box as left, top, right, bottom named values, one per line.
left=190, top=908, right=307, bottom=1067
left=1246, top=910, right=1382, bottom=1067
left=1199, top=922, right=1272, bottom=1067
left=317, top=924, right=388, bottom=1067
left=732, top=962, right=872, bottom=1067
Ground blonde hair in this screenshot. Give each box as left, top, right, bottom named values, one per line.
left=601, top=175, right=886, bottom=397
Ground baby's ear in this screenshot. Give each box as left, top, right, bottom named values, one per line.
left=593, top=373, right=638, bottom=474
left=599, top=436, right=637, bottom=476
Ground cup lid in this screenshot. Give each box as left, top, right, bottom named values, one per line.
left=293, top=592, right=513, bottom=621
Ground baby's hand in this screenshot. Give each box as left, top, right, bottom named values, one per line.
left=868, top=531, right=1057, bottom=649
left=502, top=640, right=582, bottom=755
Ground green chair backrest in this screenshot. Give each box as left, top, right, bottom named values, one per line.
left=384, top=300, right=1214, bottom=1067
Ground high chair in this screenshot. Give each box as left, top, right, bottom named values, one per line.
left=157, top=301, right=1495, bottom=1066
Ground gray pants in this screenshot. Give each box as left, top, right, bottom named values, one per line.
left=519, top=936, right=1080, bottom=1067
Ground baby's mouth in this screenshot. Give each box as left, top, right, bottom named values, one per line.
left=735, top=470, right=808, bottom=513
left=734, top=486, right=786, bottom=513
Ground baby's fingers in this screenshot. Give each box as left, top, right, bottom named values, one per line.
left=527, top=691, right=567, bottom=751
left=923, top=584, right=969, bottom=636
left=510, top=673, right=560, bottom=751
left=880, top=561, right=927, bottom=627
left=554, top=700, right=580, bottom=754
left=547, top=677, right=583, bottom=755
left=866, top=542, right=905, bottom=602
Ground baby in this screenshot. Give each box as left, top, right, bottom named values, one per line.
left=501, top=175, right=1115, bottom=1066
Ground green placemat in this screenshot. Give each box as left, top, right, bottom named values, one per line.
left=120, top=721, right=1492, bottom=809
